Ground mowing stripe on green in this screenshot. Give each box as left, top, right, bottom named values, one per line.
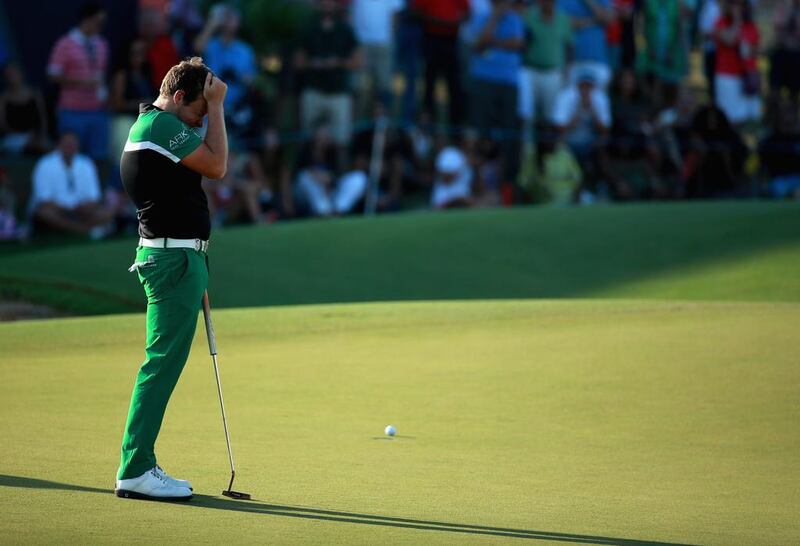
left=0, top=202, right=798, bottom=315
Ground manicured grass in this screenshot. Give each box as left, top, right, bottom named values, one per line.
left=1, top=300, right=798, bottom=544
left=1, top=202, right=798, bottom=315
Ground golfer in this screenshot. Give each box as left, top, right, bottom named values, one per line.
left=115, top=57, right=228, bottom=500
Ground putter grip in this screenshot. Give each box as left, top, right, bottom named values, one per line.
left=202, top=291, right=218, bottom=355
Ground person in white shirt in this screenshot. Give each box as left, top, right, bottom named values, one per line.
left=351, top=0, right=404, bottom=108
left=431, top=146, right=473, bottom=208
left=30, top=131, right=114, bottom=236
left=552, top=71, right=611, bottom=159
left=552, top=70, right=619, bottom=199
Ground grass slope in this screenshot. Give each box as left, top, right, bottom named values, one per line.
left=1, top=202, right=798, bottom=315
left=1, top=300, right=798, bottom=545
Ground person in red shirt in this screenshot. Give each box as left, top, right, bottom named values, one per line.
left=606, top=0, right=631, bottom=70
left=713, top=0, right=760, bottom=124
left=412, top=0, right=470, bottom=126
left=138, top=7, right=181, bottom=90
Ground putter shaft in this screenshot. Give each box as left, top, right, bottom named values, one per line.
left=203, top=292, right=251, bottom=500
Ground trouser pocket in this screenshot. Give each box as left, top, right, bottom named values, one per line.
left=129, top=247, right=189, bottom=303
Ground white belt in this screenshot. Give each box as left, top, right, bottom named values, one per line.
left=139, top=237, right=209, bottom=252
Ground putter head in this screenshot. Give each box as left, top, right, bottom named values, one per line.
left=222, top=490, right=251, bottom=500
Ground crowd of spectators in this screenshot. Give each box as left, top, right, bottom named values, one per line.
left=1, top=0, right=799, bottom=241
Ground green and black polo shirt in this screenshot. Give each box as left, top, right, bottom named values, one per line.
left=121, top=103, right=209, bottom=240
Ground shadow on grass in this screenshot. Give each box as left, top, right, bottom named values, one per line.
left=3, top=203, right=800, bottom=315
left=0, top=474, right=696, bottom=545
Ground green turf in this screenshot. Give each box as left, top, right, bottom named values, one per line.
left=1, top=202, right=799, bottom=315
left=1, top=300, right=798, bottom=545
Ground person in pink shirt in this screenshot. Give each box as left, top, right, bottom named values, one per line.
left=47, top=2, right=110, bottom=161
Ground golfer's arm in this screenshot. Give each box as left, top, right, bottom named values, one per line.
left=182, top=104, right=228, bottom=180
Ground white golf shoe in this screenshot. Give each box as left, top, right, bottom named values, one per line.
left=115, top=467, right=192, bottom=501
left=154, top=465, right=193, bottom=490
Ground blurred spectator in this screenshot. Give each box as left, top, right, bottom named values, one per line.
left=770, top=0, right=800, bottom=103
left=294, top=125, right=367, bottom=216
left=652, top=85, right=697, bottom=191
left=396, top=3, right=424, bottom=122
left=466, top=132, right=504, bottom=206
left=194, top=4, right=257, bottom=110
left=0, top=37, right=8, bottom=68
left=407, top=110, right=436, bottom=165
left=351, top=0, right=403, bottom=110
left=205, top=150, right=270, bottom=226
left=294, top=0, right=361, bottom=150
left=520, top=0, right=574, bottom=123
left=431, top=145, right=473, bottom=208
left=402, top=110, right=440, bottom=193
left=699, top=0, right=721, bottom=98
left=552, top=70, right=614, bottom=198
left=712, top=0, right=760, bottom=125
left=170, top=0, right=205, bottom=57
left=46, top=2, right=110, bottom=162
left=258, top=128, right=295, bottom=218
left=468, top=0, right=525, bottom=200
left=0, top=62, right=50, bottom=155
left=462, top=0, right=492, bottom=87
left=29, top=132, right=114, bottom=237
left=413, top=0, right=470, bottom=125
left=559, top=0, right=614, bottom=89
left=610, top=70, right=651, bottom=150
left=110, top=40, right=155, bottom=116
left=607, top=0, right=637, bottom=70
left=352, top=103, right=416, bottom=210
left=138, top=7, right=181, bottom=90
left=684, top=103, right=748, bottom=197
left=226, top=86, right=274, bottom=173
left=608, top=69, right=663, bottom=198
left=106, top=38, right=155, bottom=234
left=110, top=40, right=156, bottom=166
left=527, top=129, right=582, bottom=204
left=758, top=97, right=800, bottom=199
left=640, top=0, right=693, bottom=99
left=0, top=167, right=20, bottom=240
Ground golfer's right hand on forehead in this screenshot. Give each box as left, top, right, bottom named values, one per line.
left=203, top=72, right=227, bottom=105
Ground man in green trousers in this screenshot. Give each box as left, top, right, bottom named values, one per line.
left=115, top=58, right=228, bottom=501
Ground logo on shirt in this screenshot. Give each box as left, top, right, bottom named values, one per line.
left=169, top=128, right=191, bottom=150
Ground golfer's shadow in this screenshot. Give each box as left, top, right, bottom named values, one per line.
left=0, top=475, right=694, bottom=545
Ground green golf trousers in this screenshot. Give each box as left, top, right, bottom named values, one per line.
left=117, top=246, right=208, bottom=480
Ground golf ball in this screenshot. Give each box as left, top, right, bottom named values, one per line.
left=384, top=425, right=396, bottom=437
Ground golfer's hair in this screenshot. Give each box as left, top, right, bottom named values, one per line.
left=159, top=57, right=209, bottom=104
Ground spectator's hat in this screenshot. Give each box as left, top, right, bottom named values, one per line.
left=436, top=147, right=466, bottom=174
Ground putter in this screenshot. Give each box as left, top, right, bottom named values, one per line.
left=202, top=291, right=252, bottom=501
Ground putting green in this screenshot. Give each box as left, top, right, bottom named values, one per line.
left=1, top=300, right=798, bottom=544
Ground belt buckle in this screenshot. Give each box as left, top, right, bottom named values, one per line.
left=194, top=239, right=201, bottom=251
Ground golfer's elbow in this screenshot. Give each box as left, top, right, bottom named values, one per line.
left=208, top=165, right=227, bottom=180
left=201, top=159, right=227, bottom=180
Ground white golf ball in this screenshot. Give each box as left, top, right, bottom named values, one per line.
left=384, top=425, right=396, bottom=437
